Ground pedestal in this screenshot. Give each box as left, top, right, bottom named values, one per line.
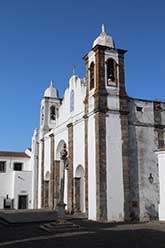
left=57, top=202, right=66, bottom=219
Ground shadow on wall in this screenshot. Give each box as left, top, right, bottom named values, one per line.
left=128, top=100, right=140, bottom=221
left=145, top=199, right=158, bottom=220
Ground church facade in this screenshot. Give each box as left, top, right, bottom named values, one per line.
left=26, top=26, right=165, bottom=222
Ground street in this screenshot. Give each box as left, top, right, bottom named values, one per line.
left=1, top=220, right=165, bottom=247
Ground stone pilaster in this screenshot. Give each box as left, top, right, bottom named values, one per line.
left=119, top=104, right=131, bottom=220
left=41, top=139, right=45, bottom=208
left=50, top=133, right=55, bottom=209
left=154, top=101, right=164, bottom=148
left=118, top=49, right=131, bottom=220
left=118, top=49, right=127, bottom=97
left=84, top=110, right=88, bottom=214
left=67, top=123, right=74, bottom=213
left=83, top=55, right=89, bottom=214
left=94, top=46, right=108, bottom=221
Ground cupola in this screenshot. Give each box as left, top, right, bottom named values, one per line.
left=92, top=24, right=115, bottom=49
left=44, top=80, right=59, bottom=98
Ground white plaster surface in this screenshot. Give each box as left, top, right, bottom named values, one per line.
left=106, top=112, right=124, bottom=221
left=0, top=155, right=32, bottom=209
left=157, top=151, right=165, bottom=220
left=88, top=114, right=96, bottom=220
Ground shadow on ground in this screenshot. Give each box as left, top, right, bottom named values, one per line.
left=1, top=219, right=165, bottom=247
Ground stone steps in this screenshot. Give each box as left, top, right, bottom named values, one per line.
left=0, top=217, right=9, bottom=226
left=40, top=221, right=81, bottom=233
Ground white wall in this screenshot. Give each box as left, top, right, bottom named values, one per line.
left=0, top=155, right=31, bottom=209
left=31, top=129, right=39, bottom=209
left=88, top=114, right=96, bottom=220
left=73, top=121, right=85, bottom=212
left=14, top=171, right=32, bottom=209
left=106, top=110, right=124, bottom=221
left=0, top=173, right=14, bottom=208
left=157, top=151, right=165, bottom=220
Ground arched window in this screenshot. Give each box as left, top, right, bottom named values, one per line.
left=70, top=90, right=74, bottom=112
left=50, top=105, right=56, bottom=120
left=89, top=62, right=94, bottom=90
left=106, top=58, right=117, bottom=85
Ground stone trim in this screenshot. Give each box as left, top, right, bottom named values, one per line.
left=67, top=123, right=74, bottom=213
left=118, top=51, right=131, bottom=221
left=120, top=106, right=131, bottom=220
left=94, top=47, right=107, bottom=221
left=84, top=109, right=88, bottom=214
left=83, top=55, right=89, bottom=214
left=154, top=101, right=165, bottom=148
left=118, top=51, right=127, bottom=97
left=129, top=123, right=165, bottom=128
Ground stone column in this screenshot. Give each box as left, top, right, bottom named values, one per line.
left=67, top=123, right=74, bottom=213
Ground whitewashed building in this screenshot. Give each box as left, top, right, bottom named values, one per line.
left=0, top=150, right=32, bottom=209
left=31, top=25, right=165, bottom=222
left=1, top=25, right=165, bottom=222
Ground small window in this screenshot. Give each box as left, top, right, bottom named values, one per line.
left=89, top=62, right=94, bottom=90
left=70, top=90, right=74, bottom=112
left=136, top=106, right=143, bottom=112
left=0, top=161, right=6, bottom=173
left=106, top=58, right=117, bottom=85
left=41, top=106, right=44, bottom=124
left=50, top=105, right=56, bottom=120
left=13, top=163, right=23, bottom=171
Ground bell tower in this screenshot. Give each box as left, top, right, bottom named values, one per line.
left=84, top=24, right=127, bottom=98
left=83, top=25, right=130, bottom=222
left=40, top=80, right=61, bottom=137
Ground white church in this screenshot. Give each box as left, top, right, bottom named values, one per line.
left=1, top=25, right=165, bottom=222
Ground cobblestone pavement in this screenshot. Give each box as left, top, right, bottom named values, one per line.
left=1, top=220, right=165, bottom=247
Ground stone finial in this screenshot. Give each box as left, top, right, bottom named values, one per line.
left=101, top=24, right=106, bottom=33
left=72, top=65, right=76, bottom=75
left=50, top=80, right=54, bottom=87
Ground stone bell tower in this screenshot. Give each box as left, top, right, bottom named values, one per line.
left=40, top=80, right=61, bottom=138
left=83, top=25, right=130, bottom=222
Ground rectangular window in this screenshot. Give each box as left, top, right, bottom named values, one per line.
left=13, top=163, right=23, bottom=171
left=0, top=161, right=6, bottom=172
left=136, top=106, right=143, bottom=112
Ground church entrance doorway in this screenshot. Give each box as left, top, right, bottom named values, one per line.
left=74, top=165, right=85, bottom=213
left=18, top=195, right=28, bottom=209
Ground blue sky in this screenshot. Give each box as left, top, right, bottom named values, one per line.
left=0, top=0, right=164, bottom=151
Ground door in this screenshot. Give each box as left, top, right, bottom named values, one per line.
left=18, top=195, right=28, bottom=209
left=74, top=177, right=81, bottom=212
